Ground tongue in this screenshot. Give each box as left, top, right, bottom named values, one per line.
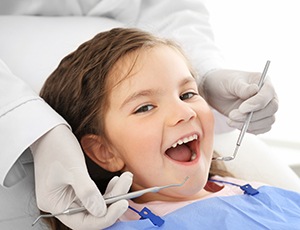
left=166, top=144, right=191, bottom=162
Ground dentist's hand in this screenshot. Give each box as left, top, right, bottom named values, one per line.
left=31, top=125, right=133, bottom=230
left=201, top=69, right=278, bottom=134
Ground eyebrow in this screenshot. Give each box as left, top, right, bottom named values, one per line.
left=120, top=89, right=161, bottom=109
left=120, top=76, right=196, bottom=109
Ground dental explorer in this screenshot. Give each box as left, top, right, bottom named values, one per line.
left=32, top=176, right=189, bottom=226
left=212, top=60, right=271, bottom=161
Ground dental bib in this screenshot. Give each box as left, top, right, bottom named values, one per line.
left=105, top=186, right=300, bottom=229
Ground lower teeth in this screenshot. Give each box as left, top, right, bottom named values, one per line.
left=190, top=152, right=196, bottom=161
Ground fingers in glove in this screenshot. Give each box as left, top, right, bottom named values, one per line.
left=70, top=171, right=107, bottom=217
left=232, top=80, right=259, bottom=100
left=229, top=98, right=278, bottom=122
left=104, top=172, right=133, bottom=199
left=56, top=200, right=129, bottom=230
left=238, top=79, right=277, bottom=113
left=104, top=176, right=121, bottom=195
left=227, top=115, right=275, bottom=134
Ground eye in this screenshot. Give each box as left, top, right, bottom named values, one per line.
left=180, top=92, right=197, bottom=101
left=134, top=104, right=155, bottom=114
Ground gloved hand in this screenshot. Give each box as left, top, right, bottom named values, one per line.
left=201, top=69, right=278, bottom=134
left=30, top=125, right=133, bottom=230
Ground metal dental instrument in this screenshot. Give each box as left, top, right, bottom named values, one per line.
left=32, top=176, right=189, bottom=226
left=212, top=60, right=271, bottom=161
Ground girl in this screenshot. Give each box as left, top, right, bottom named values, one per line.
left=40, top=28, right=299, bottom=229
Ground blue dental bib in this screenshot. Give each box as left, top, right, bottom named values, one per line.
left=105, top=186, right=300, bottom=230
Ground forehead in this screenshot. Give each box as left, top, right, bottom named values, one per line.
left=107, top=44, right=191, bottom=90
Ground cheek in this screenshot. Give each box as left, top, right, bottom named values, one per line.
left=203, top=109, right=215, bottom=133
left=106, top=119, right=163, bottom=168
left=197, top=105, right=215, bottom=152
left=196, top=102, right=215, bottom=134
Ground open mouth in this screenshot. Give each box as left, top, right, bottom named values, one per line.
left=165, top=134, right=198, bottom=162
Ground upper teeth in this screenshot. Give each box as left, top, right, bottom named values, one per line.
left=171, top=134, right=198, bottom=148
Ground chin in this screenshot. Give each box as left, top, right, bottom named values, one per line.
left=172, top=171, right=210, bottom=199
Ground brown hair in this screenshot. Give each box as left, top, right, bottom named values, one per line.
left=40, top=27, right=231, bottom=229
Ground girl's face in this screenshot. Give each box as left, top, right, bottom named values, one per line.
left=104, top=45, right=214, bottom=202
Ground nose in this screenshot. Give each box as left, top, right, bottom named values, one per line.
left=166, top=100, right=197, bottom=126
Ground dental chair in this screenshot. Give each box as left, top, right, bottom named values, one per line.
left=1, top=16, right=300, bottom=230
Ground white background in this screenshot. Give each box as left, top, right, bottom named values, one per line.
left=205, top=0, right=300, bottom=166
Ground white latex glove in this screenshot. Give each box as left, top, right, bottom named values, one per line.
left=31, top=125, right=133, bottom=230
left=201, top=69, right=278, bottom=134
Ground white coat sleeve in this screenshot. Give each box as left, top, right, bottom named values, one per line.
left=0, top=60, right=68, bottom=187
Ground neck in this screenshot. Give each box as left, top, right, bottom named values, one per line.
left=132, top=188, right=213, bottom=203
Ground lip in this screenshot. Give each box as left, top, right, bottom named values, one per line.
left=164, top=132, right=201, bottom=165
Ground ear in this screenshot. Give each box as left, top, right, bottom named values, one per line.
left=81, top=134, right=125, bottom=172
